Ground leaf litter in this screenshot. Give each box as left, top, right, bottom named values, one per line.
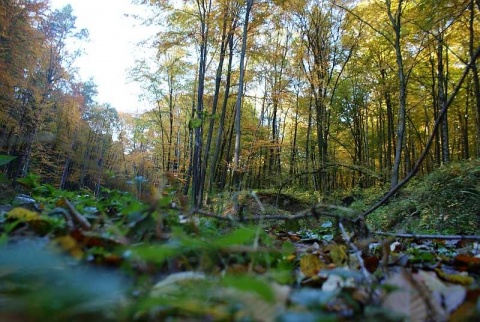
left=0, top=187, right=479, bottom=321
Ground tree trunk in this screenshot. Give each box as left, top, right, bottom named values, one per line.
left=437, top=33, right=450, bottom=164
left=192, top=0, right=212, bottom=207
left=210, top=28, right=236, bottom=193
left=290, top=90, right=299, bottom=178
left=201, top=5, right=231, bottom=200
left=387, top=0, right=407, bottom=189
left=469, top=0, right=480, bottom=157
left=232, top=0, right=253, bottom=191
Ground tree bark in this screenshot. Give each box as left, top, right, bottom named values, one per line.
left=232, top=0, right=253, bottom=191
left=469, top=0, right=480, bottom=157
left=192, top=0, right=212, bottom=207
left=387, top=0, right=407, bottom=189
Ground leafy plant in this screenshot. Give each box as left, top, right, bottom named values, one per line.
left=0, top=154, right=16, bottom=166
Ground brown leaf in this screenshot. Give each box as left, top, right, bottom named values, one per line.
left=363, top=255, right=380, bottom=273
left=454, top=254, right=480, bottom=273
left=449, top=289, right=480, bottom=322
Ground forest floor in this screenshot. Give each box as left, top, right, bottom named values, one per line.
left=0, top=159, right=479, bottom=321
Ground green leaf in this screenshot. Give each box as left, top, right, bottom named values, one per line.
left=129, top=244, right=181, bottom=264
left=0, top=241, right=127, bottom=318
left=222, top=274, right=275, bottom=302
left=282, top=241, right=295, bottom=256
left=190, top=118, right=202, bottom=129
left=120, top=201, right=146, bottom=215
left=213, top=227, right=257, bottom=247
left=0, top=154, right=16, bottom=166
left=158, top=196, right=172, bottom=208
left=16, top=173, right=40, bottom=189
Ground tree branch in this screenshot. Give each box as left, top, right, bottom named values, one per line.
left=372, top=231, right=480, bottom=241
left=362, top=45, right=480, bottom=218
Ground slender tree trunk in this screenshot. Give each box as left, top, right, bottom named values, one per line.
left=380, top=68, right=394, bottom=173
left=437, top=32, right=450, bottom=163
left=387, top=0, right=407, bottom=189
left=182, top=68, right=198, bottom=197
left=469, top=0, right=480, bottom=157
left=192, top=0, right=212, bottom=207
left=458, top=95, right=470, bottom=159
left=232, top=0, right=253, bottom=191
left=60, top=127, right=79, bottom=190
left=167, top=78, right=174, bottom=171
left=305, top=94, right=313, bottom=188
left=201, top=6, right=230, bottom=200
left=210, top=29, right=235, bottom=193
left=429, top=52, right=442, bottom=165
left=290, top=90, right=299, bottom=178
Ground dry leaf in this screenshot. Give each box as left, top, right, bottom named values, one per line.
left=382, top=270, right=446, bottom=322
left=325, top=244, right=348, bottom=266
left=53, top=235, right=84, bottom=260
left=435, top=268, right=474, bottom=286
left=454, top=254, right=480, bottom=272
left=6, top=207, right=40, bottom=221
left=416, top=270, right=466, bottom=314
left=322, top=273, right=354, bottom=293
left=300, top=254, right=325, bottom=278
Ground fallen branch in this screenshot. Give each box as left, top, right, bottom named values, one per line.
left=372, top=231, right=480, bottom=241
left=189, top=204, right=358, bottom=223
left=63, top=199, right=92, bottom=230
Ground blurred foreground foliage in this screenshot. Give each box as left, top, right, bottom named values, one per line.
left=0, top=160, right=479, bottom=321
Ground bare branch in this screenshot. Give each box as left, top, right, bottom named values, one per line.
left=372, top=231, right=480, bottom=241
left=339, top=222, right=372, bottom=283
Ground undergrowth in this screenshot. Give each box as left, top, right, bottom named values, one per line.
left=365, top=159, right=480, bottom=235
left=1, top=160, right=480, bottom=321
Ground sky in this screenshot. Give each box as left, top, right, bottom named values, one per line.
left=50, top=0, right=156, bottom=114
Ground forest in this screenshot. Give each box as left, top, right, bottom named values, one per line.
left=0, top=0, right=478, bottom=203
left=1, top=0, right=480, bottom=321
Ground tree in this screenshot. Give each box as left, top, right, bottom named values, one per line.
left=232, top=0, right=254, bottom=192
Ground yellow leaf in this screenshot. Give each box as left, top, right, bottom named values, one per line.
left=6, top=207, right=40, bottom=221
left=286, top=254, right=296, bottom=262
left=300, top=254, right=325, bottom=278
left=435, top=268, right=474, bottom=286
left=325, top=244, right=348, bottom=266
left=53, top=235, right=84, bottom=260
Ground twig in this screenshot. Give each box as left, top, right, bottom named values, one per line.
left=339, top=222, right=372, bottom=284
left=372, top=231, right=480, bottom=241
left=64, top=199, right=92, bottom=230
